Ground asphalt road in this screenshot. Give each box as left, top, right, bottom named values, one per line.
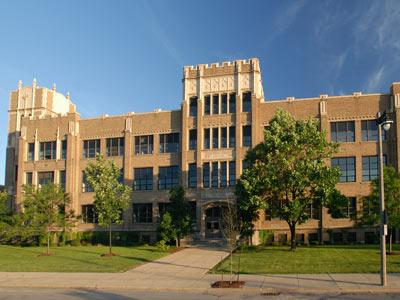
left=0, top=288, right=399, bottom=300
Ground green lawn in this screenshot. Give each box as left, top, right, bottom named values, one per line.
left=0, top=245, right=170, bottom=272
left=212, top=245, right=400, bottom=274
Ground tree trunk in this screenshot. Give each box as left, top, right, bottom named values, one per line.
left=318, top=206, right=323, bottom=245
left=109, top=223, right=112, bottom=255
left=230, top=249, right=233, bottom=284
left=289, top=223, right=296, bottom=251
left=389, top=230, right=393, bottom=254
left=47, top=231, right=50, bottom=255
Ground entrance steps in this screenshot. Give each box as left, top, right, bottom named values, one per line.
left=186, top=237, right=228, bottom=249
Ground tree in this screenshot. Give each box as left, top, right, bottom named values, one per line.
left=23, top=183, right=69, bottom=255
left=158, top=211, right=177, bottom=244
left=360, top=166, right=400, bottom=253
left=85, top=154, right=131, bottom=256
left=237, top=109, right=343, bottom=250
left=167, top=187, right=191, bottom=247
left=0, top=191, right=12, bottom=239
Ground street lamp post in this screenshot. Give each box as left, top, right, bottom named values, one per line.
left=376, top=111, right=393, bottom=287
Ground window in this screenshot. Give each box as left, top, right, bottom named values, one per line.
left=362, top=120, right=386, bottom=141
left=204, top=95, right=211, bottom=115
left=242, top=125, right=251, bottom=147
left=330, top=121, right=355, bottom=142
left=229, top=126, right=235, bottom=148
left=106, top=137, right=124, bottom=156
left=189, top=97, right=197, bottom=117
left=134, top=168, right=153, bottom=191
left=212, top=128, right=219, bottom=149
left=160, top=133, right=179, bottom=153
left=203, top=163, right=210, bottom=188
left=133, top=203, right=152, bottom=223
left=82, top=205, right=98, bottom=224
left=331, top=157, right=356, bottom=182
left=61, top=140, right=67, bottom=160
left=158, top=166, right=179, bottom=190
left=59, top=170, right=66, bottom=190
left=242, top=92, right=251, bottom=112
left=189, top=129, right=197, bottom=150
left=27, top=143, right=35, bottom=161
left=39, top=141, right=56, bottom=160
left=305, top=203, right=320, bottom=220
left=118, top=169, right=124, bottom=184
left=220, top=162, right=227, bottom=187
left=211, top=162, right=218, bottom=188
left=221, top=94, right=227, bottom=114
left=135, top=135, right=153, bottom=155
left=188, top=163, right=197, bottom=188
left=204, top=128, right=210, bottom=149
left=38, top=171, right=54, bottom=186
left=221, top=127, right=227, bottom=148
left=229, top=93, right=236, bottom=113
left=25, top=172, right=33, bottom=185
left=242, top=160, right=250, bottom=171
left=363, top=197, right=377, bottom=217
left=83, top=139, right=100, bottom=158
left=362, top=155, right=387, bottom=181
left=158, top=203, right=170, bottom=219
left=229, top=161, right=236, bottom=186
left=212, top=94, right=219, bottom=114
left=332, top=197, right=356, bottom=219
left=82, top=171, right=94, bottom=192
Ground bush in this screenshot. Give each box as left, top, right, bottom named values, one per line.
left=259, top=230, right=274, bottom=245
left=156, top=240, right=170, bottom=251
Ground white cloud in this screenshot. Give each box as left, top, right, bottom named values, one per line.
left=365, top=66, right=385, bottom=92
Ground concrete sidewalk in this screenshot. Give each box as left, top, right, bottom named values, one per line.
left=0, top=247, right=399, bottom=294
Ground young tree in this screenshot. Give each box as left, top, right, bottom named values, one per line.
left=85, top=154, right=131, bottom=256
left=167, top=187, right=191, bottom=247
left=23, top=183, right=69, bottom=255
left=0, top=191, right=12, bottom=239
left=360, top=166, right=400, bottom=253
left=158, top=211, right=177, bottom=244
left=237, top=109, right=343, bottom=250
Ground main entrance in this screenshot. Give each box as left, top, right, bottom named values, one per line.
left=205, top=206, right=223, bottom=238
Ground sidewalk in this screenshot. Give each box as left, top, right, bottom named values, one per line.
left=0, top=247, right=399, bottom=295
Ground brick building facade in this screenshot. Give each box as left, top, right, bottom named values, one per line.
left=5, top=58, right=400, bottom=244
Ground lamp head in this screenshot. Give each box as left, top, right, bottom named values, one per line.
left=383, top=120, right=394, bottom=131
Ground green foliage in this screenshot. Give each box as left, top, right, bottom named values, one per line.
left=167, top=187, right=192, bottom=246
left=236, top=109, right=342, bottom=250
left=259, top=229, right=274, bottom=245
left=158, top=212, right=177, bottom=244
left=85, top=154, right=132, bottom=253
left=156, top=239, right=170, bottom=251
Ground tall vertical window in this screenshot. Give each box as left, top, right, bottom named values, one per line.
left=363, top=197, right=377, bottom=217
left=25, top=172, right=33, bottom=185
left=242, top=125, right=252, bottom=147
left=38, top=171, right=54, bottom=186
left=229, top=126, right=235, bottom=148
left=118, top=169, right=124, bottom=184
left=242, top=91, right=252, bottom=112
left=204, top=95, right=211, bottom=115
left=189, top=129, right=197, bottom=150
left=331, top=157, right=356, bottom=182
left=82, top=171, right=94, bottom=192
left=133, top=203, right=152, bottom=223
left=204, top=128, right=210, bottom=149
left=61, top=140, right=67, bottom=160
left=39, top=141, right=56, bottom=160
left=189, top=97, right=197, bottom=117
left=158, top=166, right=179, bottom=190
left=220, top=162, right=227, bottom=187
left=203, top=162, right=210, bottom=188
left=135, top=135, right=153, bottom=155
left=211, top=162, right=219, bottom=188
left=59, top=170, right=66, bottom=190
left=82, top=205, right=98, bottom=223
left=229, top=161, right=236, bottom=186
left=332, top=197, right=357, bottom=219
left=83, top=139, right=100, bottom=158
left=188, top=163, right=197, bottom=188
left=27, top=143, right=35, bottom=161
left=134, top=168, right=153, bottom=191
left=330, top=121, right=355, bottom=142
left=229, top=93, right=236, bottom=113
left=221, top=127, right=227, bottom=148
left=106, top=137, right=124, bottom=156
left=362, top=120, right=385, bottom=141
left=221, top=94, right=227, bottom=114
left=212, top=94, right=219, bottom=114
left=212, top=128, right=219, bottom=149
left=362, top=155, right=386, bottom=181
left=159, top=133, right=179, bottom=153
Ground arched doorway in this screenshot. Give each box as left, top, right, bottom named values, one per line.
left=205, top=206, right=224, bottom=238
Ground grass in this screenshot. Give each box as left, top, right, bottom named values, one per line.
left=212, top=244, right=400, bottom=274
left=0, top=245, right=171, bottom=272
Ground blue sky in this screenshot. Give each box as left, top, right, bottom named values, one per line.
left=0, top=0, right=399, bottom=184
